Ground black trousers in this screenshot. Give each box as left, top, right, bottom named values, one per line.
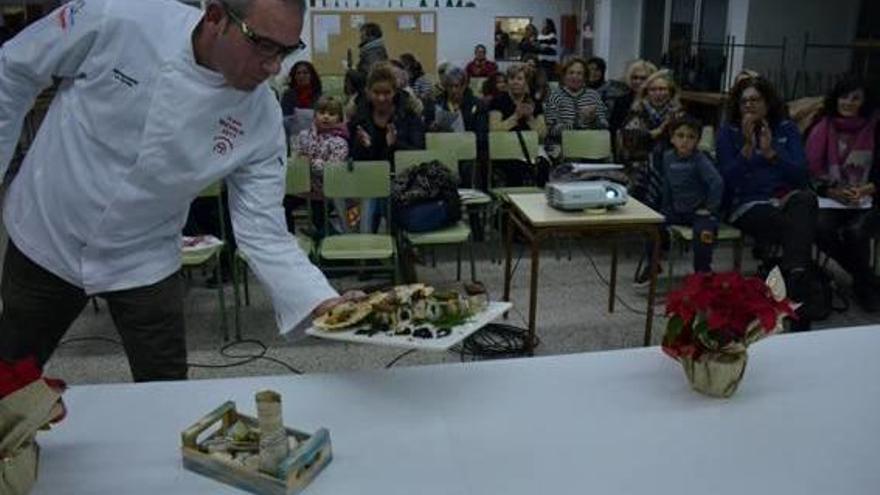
left=0, top=242, right=187, bottom=382
left=732, top=190, right=818, bottom=272
left=816, top=207, right=880, bottom=285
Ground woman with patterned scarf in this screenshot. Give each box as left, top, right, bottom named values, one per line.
left=620, top=70, right=684, bottom=212
left=807, top=78, right=880, bottom=312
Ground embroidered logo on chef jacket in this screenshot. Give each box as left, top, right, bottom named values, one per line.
left=57, top=0, right=86, bottom=32
left=213, top=116, right=246, bottom=156
left=111, top=69, right=139, bottom=88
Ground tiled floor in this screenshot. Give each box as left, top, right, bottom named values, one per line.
left=12, top=233, right=875, bottom=385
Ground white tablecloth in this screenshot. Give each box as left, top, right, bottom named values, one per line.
left=32, top=326, right=880, bottom=494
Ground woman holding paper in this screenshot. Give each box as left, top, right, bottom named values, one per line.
left=807, top=78, right=880, bottom=312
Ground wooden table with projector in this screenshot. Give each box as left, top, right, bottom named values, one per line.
left=502, top=192, right=665, bottom=352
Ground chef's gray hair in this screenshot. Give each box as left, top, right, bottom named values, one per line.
left=212, top=0, right=306, bottom=18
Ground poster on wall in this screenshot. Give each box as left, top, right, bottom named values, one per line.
left=398, top=14, right=417, bottom=30
left=419, top=13, right=434, bottom=33
left=313, top=14, right=341, bottom=54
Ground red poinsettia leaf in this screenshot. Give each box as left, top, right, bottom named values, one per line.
left=0, top=357, right=43, bottom=399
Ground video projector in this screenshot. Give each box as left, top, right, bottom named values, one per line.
left=545, top=181, right=629, bottom=211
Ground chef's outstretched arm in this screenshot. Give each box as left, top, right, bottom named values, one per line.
left=0, top=0, right=109, bottom=177
left=226, top=139, right=341, bottom=335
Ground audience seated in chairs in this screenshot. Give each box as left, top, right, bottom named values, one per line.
left=466, top=44, right=498, bottom=79
left=544, top=57, right=609, bottom=159
left=428, top=65, right=488, bottom=188
left=608, top=59, right=657, bottom=134
left=488, top=63, right=547, bottom=187
left=280, top=61, right=321, bottom=116
left=521, top=53, right=550, bottom=105
left=480, top=72, right=507, bottom=106
left=635, top=115, right=724, bottom=286
left=389, top=59, right=426, bottom=119
left=619, top=69, right=684, bottom=212
left=806, top=77, right=880, bottom=312
left=717, top=76, right=817, bottom=329
left=349, top=62, right=426, bottom=232
left=293, top=96, right=352, bottom=238
left=400, top=53, right=434, bottom=103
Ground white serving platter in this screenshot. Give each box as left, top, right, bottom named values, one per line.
left=305, top=302, right=512, bottom=351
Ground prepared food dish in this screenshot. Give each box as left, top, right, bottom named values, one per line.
left=313, top=283, right=488, bottom=337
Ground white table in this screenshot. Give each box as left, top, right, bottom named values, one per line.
left=32, top=326, right=880, bottom=494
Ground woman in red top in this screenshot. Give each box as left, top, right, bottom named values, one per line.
left=281, top=61, right=322, bottom=116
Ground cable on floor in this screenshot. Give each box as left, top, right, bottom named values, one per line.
left=57, top=336, right=303, bottom=375
left=450, top=323, right=537, bottom=361
left=580, top=244, right=666, bottom=318
left=384, top=349, right=417, bottom=368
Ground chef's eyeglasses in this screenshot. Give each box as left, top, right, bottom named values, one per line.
left=221, top=2, right=306, bottom=60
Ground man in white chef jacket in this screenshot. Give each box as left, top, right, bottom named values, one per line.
left=0, top=0, right=348, bottom=381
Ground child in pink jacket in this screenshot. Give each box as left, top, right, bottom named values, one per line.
left=294, top=96, right=352, bottom=236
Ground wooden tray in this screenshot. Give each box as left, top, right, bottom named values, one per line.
left=181, top=401, right=332, bottom=495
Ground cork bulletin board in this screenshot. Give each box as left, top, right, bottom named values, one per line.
left=310, top=10, right=438, bottom=76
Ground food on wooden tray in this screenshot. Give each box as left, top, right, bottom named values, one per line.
left=315, top=284, right=479, bottom=337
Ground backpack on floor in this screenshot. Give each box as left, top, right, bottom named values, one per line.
left=761, top=260, right=847, bottom=323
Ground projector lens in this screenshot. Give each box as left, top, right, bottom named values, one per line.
left=605, top=188, right=618, bottom=199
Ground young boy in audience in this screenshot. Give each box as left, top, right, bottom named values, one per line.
left=636, top=116, right=724, bottom=285
left=294, top=96, right=352, bottom=237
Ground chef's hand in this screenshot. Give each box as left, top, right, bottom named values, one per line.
left=311, top=290, right=367, bottom=318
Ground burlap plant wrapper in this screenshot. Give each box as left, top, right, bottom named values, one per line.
left=0, top=379, right=62, bottom=495
left=679, top=351, right=748, bottom=398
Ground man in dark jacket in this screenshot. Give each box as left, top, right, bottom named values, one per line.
left=356, top=22, right=388, bottom=76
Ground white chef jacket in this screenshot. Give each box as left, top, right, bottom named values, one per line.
left=0, top=0, right=337, bottom=335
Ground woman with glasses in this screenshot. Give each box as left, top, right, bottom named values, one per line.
left=608, top=59, right=657, bottom=134
left=717, top=77, right=817, bottom=329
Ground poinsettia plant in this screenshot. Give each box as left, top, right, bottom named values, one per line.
left=662, top=269, right=797, bottom=360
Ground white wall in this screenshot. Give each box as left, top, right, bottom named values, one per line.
left=724, top=0, right=749, bottom=89
left=593, top=0, right=643, bottom=79
left=742, top=0, right=860, bottom=77
left=293, top=0, right=579, bottom=73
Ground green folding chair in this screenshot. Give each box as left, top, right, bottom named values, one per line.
left=487, top=131, right=542, bottom=199
left=667, top=224, right=744, bottom=286
left=394, top=150, right=477, bottom=282
left=487, top=131, right=543, bottom=260
left=182, top=181, right=229, bottom=341
left=562, top=129, right=613, bottom=161
left=317, top=160, right=397, bottom=281
left=425, top=131, right=489, bottom=200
